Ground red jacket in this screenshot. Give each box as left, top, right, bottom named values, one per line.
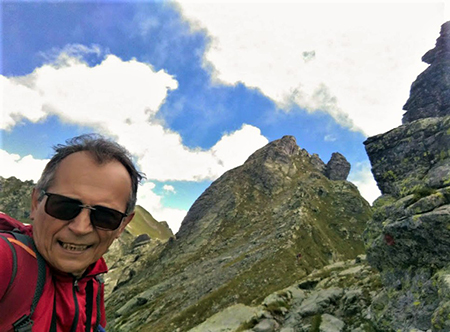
left=0, top=214, right=107, bottom=331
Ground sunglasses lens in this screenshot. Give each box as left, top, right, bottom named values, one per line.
left=44, top=192, right=125, bottom=230
left=91, top=206, right=123, bottom=230
left=45, top=194, right=81, bottom=220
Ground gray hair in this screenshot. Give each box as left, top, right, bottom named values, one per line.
left=36, top=134, right=145, bottom=214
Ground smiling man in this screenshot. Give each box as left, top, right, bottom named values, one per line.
left=0, top=134, right=144, bottom=332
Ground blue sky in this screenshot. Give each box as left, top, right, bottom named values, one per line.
left=1, top=0, right=447, bottom=232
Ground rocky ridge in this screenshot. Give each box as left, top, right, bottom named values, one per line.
left=105, top=135, right=371, bottom=331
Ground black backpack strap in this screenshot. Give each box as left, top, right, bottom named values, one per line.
left=49, top=290, right=57, bottom=332
left=85, top=275, right=105, bottom=332
left=85, top=280, right=94, bottom=332
left=0, top=234, right=18, bottom=295
left=94, top=275, right=104, bottom=330
left=6, top=232, right=47, bottom=332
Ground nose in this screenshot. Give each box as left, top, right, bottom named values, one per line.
left=68, top=207, right=94, bottom=235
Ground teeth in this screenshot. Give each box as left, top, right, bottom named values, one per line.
left=61, top=242, right=88, bottom=251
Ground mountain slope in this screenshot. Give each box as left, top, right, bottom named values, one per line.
left=105, top=136, right=371, bottom=332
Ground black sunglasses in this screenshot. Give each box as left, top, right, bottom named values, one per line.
left=41, top=191, right=128, bottom=231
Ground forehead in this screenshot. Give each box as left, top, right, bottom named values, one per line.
left=50, top=151, right=132, bottom=201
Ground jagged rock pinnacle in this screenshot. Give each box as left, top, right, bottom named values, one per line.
left=402, top=21, right=450, bottom=123
left=325, top=152, right=351, bottom=181
left=422, top=21, right=450, bottom=64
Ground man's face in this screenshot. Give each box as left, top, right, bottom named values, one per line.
left=31, top=151, right=134, bottom=277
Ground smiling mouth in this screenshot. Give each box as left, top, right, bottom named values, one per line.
left=59, top=241, right=91, bottom=251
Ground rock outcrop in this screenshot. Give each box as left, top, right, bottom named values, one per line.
left=364, top=21, right=450, bottom=331
left=188, top=256, right=381, bottom=332
left=105, top=136, right=371, bottom=332
left=402, top=21, right=450, bottom=123
left=102, top=205, right=174, bottom=296
left=325, top=152, right=351, bottom=181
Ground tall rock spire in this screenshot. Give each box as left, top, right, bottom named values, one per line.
left=363, top=21, right=450, bottom=331
left=402, top=21, right=450, bottom=123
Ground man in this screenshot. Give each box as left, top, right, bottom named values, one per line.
left=0, top=134, right=144, bottom=331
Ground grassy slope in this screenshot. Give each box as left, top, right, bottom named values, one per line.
left=127, top=205, right=174, bottom=240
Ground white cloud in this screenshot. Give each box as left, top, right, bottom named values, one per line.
left=348, top=161, right=381, bottom=205
left=39, top=44, right=105, bottom=64
left=324, top=134, right=337, bottom=142
left=2, top=52, right=269, bottom=183
left=211, top=124, right=269, bottom=170
left=18, top=54, right=176, bottom=127
left=175, top=1, right=444, bottom=136
left=163, top=185, right=176, bottom=193
left=1, top=76, right=47, bottom=130
left=137, top=181, right=187, bottom=232
left=0, top=150, right=49, bottom=182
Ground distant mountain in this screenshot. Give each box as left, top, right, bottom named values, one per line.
left=105, top=135, right=371, bottom=332
left=128, top=205, right=173, bottom=240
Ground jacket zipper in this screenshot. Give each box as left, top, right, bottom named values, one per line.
left=70, top=278, right=80, bottom=332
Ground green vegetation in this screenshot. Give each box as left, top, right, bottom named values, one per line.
left=310, top=314, right=322, bottom=332
left=412, top=186, right=437, bottom=202
left=382, top=171, right=397, bottom=182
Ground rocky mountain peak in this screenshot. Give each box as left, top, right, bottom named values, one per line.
left=402, top=21, right=450, bottom=123
left=105, top=136, right=371, bottom=331
left=245, top=135, right=300, bottom=165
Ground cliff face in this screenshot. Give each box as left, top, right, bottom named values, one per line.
left=105, top=136, right=371, bottom=332
left=364, top=21, right=450, bottom=331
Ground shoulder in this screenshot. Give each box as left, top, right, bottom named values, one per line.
left=0, top=232, right=43, bottom=330
left=0, top=233, right=39, bottom=298
left=0, top=233, right=15, bottom=299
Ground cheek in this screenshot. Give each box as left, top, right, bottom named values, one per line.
left=97, top=232, right=117, bottom=251
left=33, top=214, right=56, bottom=254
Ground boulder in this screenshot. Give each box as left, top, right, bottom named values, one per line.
left=325, top=152, right=351, bottom=181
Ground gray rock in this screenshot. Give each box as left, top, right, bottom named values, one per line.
left=188, top=304, right=259, bottom=332
left=325, top=152, right=351, bottom=181
left=297, top=288, right=344, bottom=316
left=319, top=314, right=345, bottom=332
left=252, top=318, right=279, bottom=332
left=132, top=233, right=151, bottom=248
left=279, top=328, right=295, bottom=332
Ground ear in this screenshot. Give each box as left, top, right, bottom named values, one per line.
left=115, top=212, right=134, bottom=238
left=30, top=188, right=40, bottom=220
